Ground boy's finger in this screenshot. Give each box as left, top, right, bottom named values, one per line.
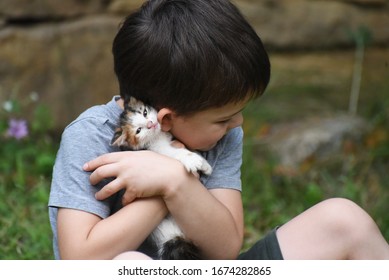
left=83, top=152, right=121, bottom=171
left=121, top=190, right=136, bottom=206
left=89, top=164, right=117, bottom=186
left=95, top=179, right=124, bottom=200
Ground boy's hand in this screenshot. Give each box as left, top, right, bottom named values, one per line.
left=83, top=150, right=187, bottom=205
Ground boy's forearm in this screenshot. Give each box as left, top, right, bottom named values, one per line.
left=163, top=175, right=244, bottom=259
left=58, top=197, right=168, bottom=259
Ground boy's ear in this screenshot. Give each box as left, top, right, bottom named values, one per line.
left=157, top=108, right=175, bottom=132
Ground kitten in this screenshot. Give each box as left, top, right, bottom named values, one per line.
left=111, top=96, right=212, bottom=259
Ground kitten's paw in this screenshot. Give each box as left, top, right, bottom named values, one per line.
left=179, top=154, right=203, bottom=174
left=200, top=160, right=212, bottom=175
left=179, top=153, right=212, bottom=175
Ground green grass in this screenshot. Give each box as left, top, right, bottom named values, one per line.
left=0, top=48, right=388, bottom=259
left=0, top=177, right=53, bottom=259
left=0, top=136, right=57, bottom=259
left=241, top=138, right=389, bottom=249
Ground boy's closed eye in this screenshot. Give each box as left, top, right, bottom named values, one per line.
left=216, top=119, right=232, bottom=124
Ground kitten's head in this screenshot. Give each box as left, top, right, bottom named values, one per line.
left=111, top=97, right=160, bottom=150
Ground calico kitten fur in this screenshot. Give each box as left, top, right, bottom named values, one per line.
left=111, top=96, right=212, bottom=259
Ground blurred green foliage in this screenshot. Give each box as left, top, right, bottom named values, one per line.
left=0, top=93, right=57, bottom=259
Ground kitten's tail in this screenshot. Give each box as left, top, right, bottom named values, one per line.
left=160, top=237, right=202, bottom=260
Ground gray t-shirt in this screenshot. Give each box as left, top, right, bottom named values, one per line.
left=48, top=96, right=243, bottom=259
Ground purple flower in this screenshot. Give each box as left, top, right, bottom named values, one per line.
left=7, top=119, right=29, bottom=140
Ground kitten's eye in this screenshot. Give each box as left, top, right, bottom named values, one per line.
left=143, top=109, right=148, bottom=117
left=136, top=128, right=142, bottom=134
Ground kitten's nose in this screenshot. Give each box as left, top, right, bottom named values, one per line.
left=147, top=121, right=156, bottom=129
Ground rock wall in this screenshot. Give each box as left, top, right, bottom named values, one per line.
left=0, top=0, right=388, bottom=130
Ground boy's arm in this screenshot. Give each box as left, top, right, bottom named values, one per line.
left=57, top=197, right=167, bottom=259
left=87, top=151, right=244, bottom=259
left=163, top=176, right=244, bottom=259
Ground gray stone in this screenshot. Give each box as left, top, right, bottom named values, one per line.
left=259, top=114, right=371, bottom=167
left=0, top=0, right=106, bottom=18
left=108, top=0, right=145, bottom=14
left=237, top=0, right=389, bottom=50
left=0, top=16, right=121, bottom=129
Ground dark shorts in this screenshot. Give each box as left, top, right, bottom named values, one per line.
left=237, top=228, right=283, bottom=260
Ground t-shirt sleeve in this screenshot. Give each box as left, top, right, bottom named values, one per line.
left=201, top=127, right=243, bottom=191
left=48, top=116, right=117, bottom=219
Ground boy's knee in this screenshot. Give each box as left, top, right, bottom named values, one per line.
left=318, top=198, right=376, bottom=238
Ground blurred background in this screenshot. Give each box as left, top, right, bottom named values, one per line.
left=0, top=0, right=388, bottom=259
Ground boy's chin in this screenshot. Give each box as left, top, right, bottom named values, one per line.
left=196, top=143, right=217, bottom=152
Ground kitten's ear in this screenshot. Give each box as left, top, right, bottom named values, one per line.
left=124, top=96, right=138, bottom=110
left=157, top=108, right=174, bottom=132
left=111, top=128, right=128, bottom=147
left=129, top=96, right=138, bottom=106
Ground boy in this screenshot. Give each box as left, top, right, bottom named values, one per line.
left=49, top=0, right=389, bottom=259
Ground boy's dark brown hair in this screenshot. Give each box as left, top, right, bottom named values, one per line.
left=112, top=0, right=270, bottom=116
